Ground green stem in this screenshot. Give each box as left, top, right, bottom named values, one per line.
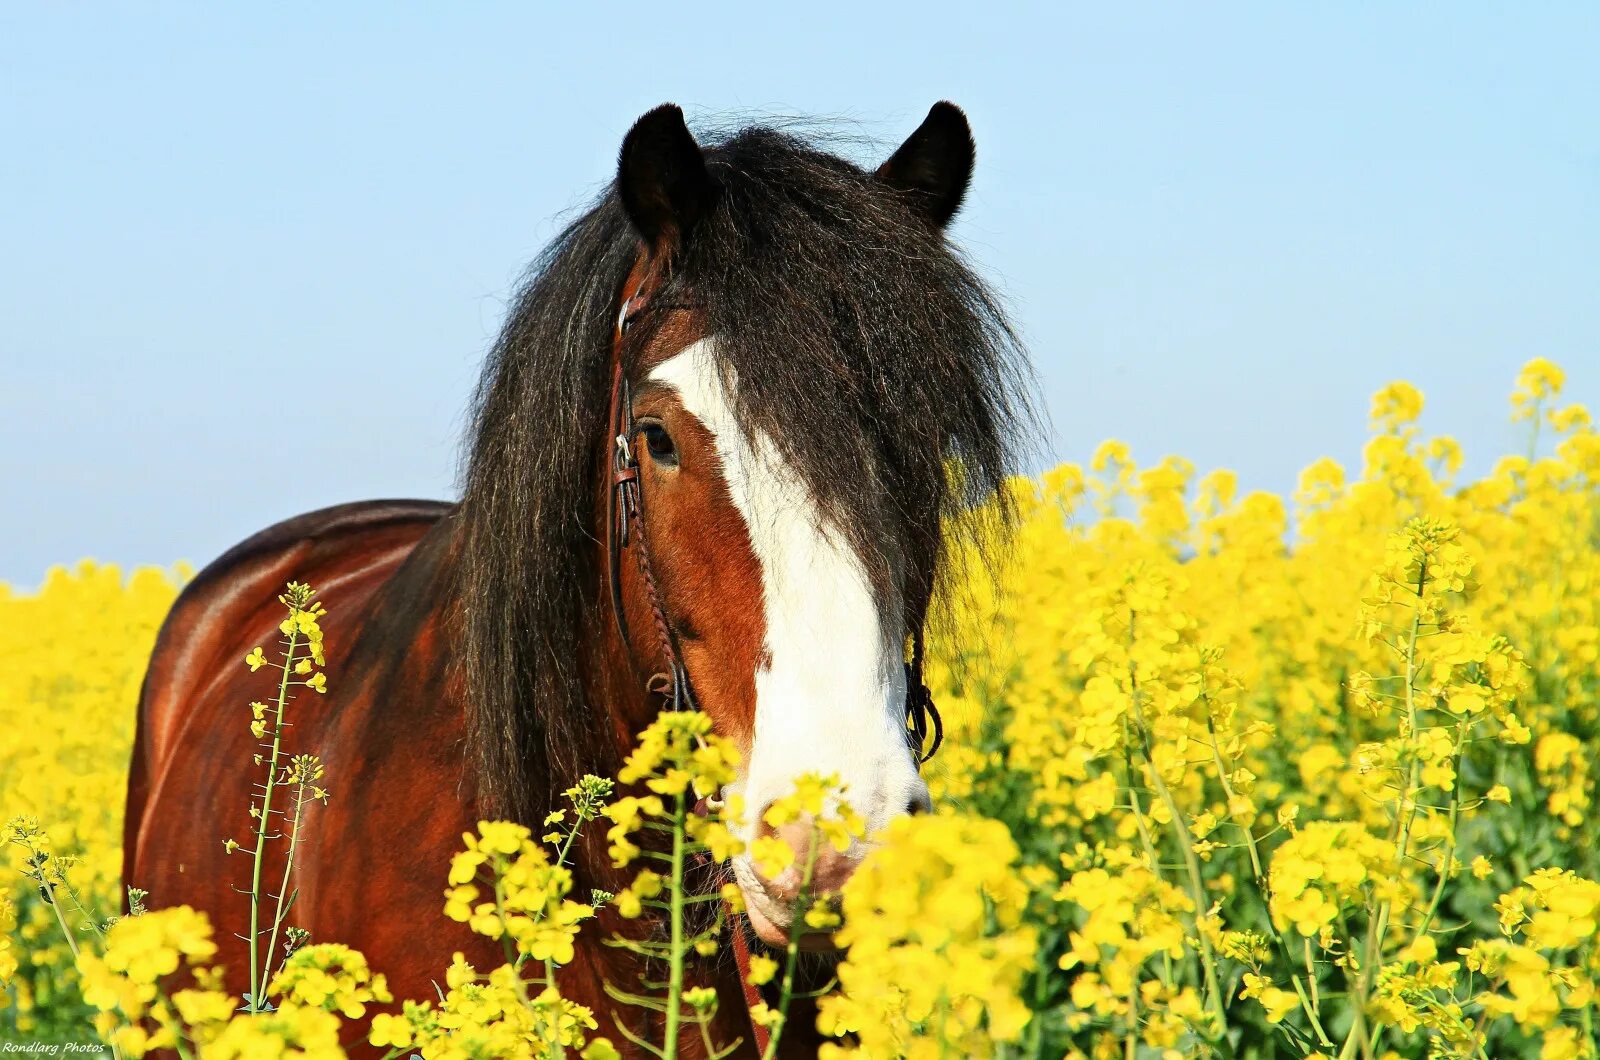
left=248, top=622, right=300, bottom=1012
left=1302, top=939, right=1320, bottom=1013
left=1343, top=558, right=1428, bottom=1060
left=55, top=876, right=108, bottom=945
left=1206, top=721, right=1331, bottom=1046
left=40, top=879, right=81, bottom=963
left=662, top=794, right=688, bottom=1060
left=30, top=864, right=124, bottom=1060
left=544, top=957, right=565, bottom=1060
left=1125, top=971, right=1138, bottom=1060
left=761, top=826, right=822, bottom=1060
left=1415, top=722, right=1469, bottom=940
left=555, top=814, right=583, bottom=869
left=1124, top=619, right=1229, bottom=1045
left=261, top=780, right=311, bottom=991
left=1142, top=751, right=1229, bottom=1034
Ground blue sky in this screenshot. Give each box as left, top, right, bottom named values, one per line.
left=2, top=5, right=1595, bottom=584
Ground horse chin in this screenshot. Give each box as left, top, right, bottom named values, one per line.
left=732, top=854, right=845, bottom=951
left=742, top=891, right=842, bottom=952
left=742, top=893, right=795, bottom=947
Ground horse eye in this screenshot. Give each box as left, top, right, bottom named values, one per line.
left=642, top=424, right=677, bottom=465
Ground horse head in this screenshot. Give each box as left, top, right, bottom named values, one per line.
left=602, top=103, right=1019, bottom=943
left=459, top=101, right=1028, bottom=948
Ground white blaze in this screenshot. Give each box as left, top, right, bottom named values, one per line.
left=649, top=339, right=928, bottom=876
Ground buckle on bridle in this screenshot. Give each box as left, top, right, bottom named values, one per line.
left=905, top=629, right=943, bottom=762
left=906, top=678, right=943, bottom=763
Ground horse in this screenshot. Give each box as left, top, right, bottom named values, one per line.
left=123, top=101, right=1029, bottom=1057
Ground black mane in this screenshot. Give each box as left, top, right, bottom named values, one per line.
left=457, top=122, right=1033, bottom=821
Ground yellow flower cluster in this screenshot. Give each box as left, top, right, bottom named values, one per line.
left=74, top=906, right=400, bottom=1059
left=269, top=944, right=391, bottom=1020
left=818, top=811, right=1036, bottom=1059
left=368, top=953, right=618, bottom=1060
left=202, top=1003, right=346, bottom=1060
left=915, top=359, right=1600, bottom=1056
left=1461, top=867, right=1600, bottom=1040
left=1056, top=849, right=1211, bottom=1046
left=1267, top=822, right=1405, bottom=940
left=0, top=897, right=17, bottom=987
left=367, top=777, right=624, bottom=1060
left=603, top=710, right=743, bottom=905
left=444, top=821, right=594, bottom=965
left=74, top=905, right=218, bottom=1055
left=754, top=771, right=867, bottom=889
left=0, top=562, right=181, bottom=1036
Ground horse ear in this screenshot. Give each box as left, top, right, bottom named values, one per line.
left=875, top=101, right=975, bottom=228
left=617, top=104, right=717, bottom=255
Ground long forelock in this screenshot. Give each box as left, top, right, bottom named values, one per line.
left=681, top=128, right=1031, bottom=614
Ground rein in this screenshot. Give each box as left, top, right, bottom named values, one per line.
left=602, top=283, right=944, bottom=1055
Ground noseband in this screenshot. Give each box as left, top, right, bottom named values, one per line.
left=603, top=285, right=943, bottom=762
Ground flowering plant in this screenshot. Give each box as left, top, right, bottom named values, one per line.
left=5, top=359, right=1600, bottom=1057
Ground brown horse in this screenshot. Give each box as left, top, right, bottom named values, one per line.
left=123, top=102, right=1029, bottom=1057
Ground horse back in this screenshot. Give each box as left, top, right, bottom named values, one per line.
left=123, top=500, right=453, bottom=924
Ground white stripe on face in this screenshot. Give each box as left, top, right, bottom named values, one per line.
left=649, top=339, right=929, bottom=849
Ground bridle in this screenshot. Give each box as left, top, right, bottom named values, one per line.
left=605, top=283, right=943, bottom=759
left=606, top=296, right=698, bottom=715
left=602, top=281, right=944, bottom=1055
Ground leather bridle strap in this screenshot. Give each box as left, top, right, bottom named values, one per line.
left=606, top=355, right=640, bottom=653
left=605, top=278, right=942, bottom=1053
left=607, top=288, right=697, bottom=712
left=901, top=566, right=943, bottom=762
left=905, top=625, right=943, bottom=762
left=728, top=910, right=773, bottom=1056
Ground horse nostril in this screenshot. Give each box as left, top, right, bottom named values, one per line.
left=905, top=789, right=932, bottom=816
